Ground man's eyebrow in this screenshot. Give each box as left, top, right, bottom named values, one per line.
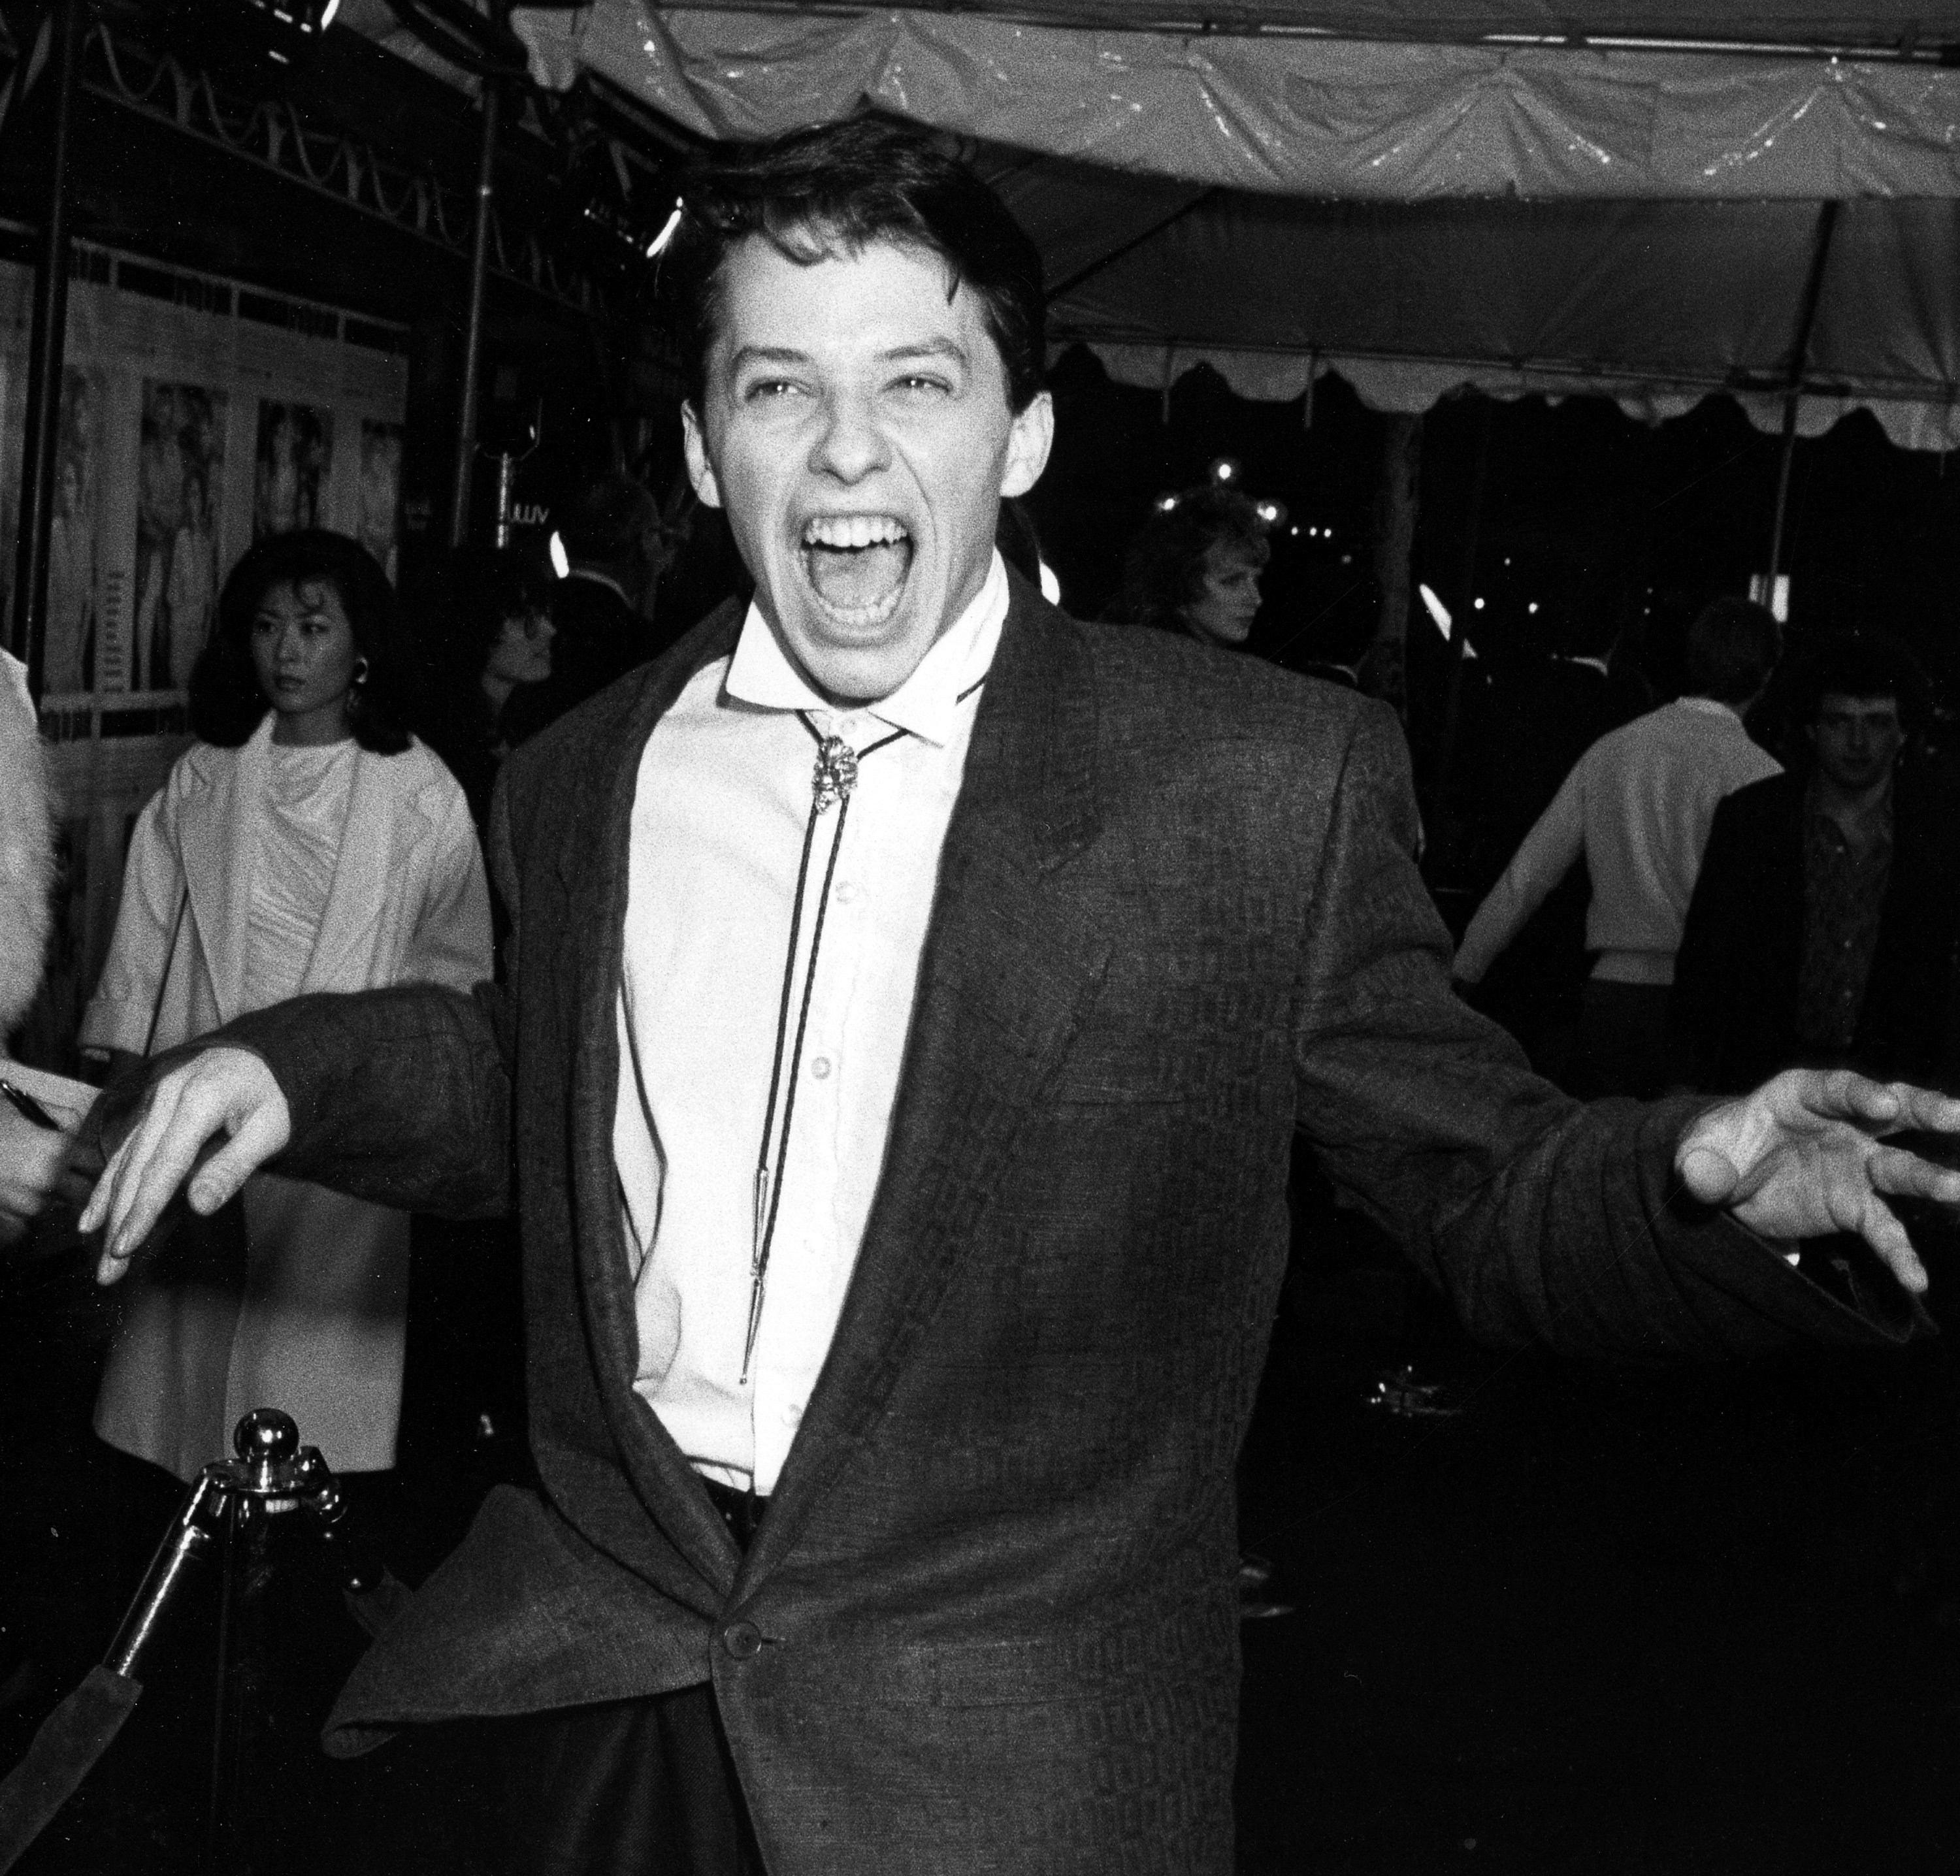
left=725, top=344, right=811, bottom=374
left=881, top=338, right=970, bottom=366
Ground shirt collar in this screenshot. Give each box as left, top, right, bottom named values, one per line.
left=725, top=551, right=1009, bottom=748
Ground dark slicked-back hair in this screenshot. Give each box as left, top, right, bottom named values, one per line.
left=1795, top=631, right=1931, bottom=734
left=1111, top=486, right=1271, bottom=636
left=189, top=529, right=412, bottom=752
left=663, top=116, right=1046, bottom=414
left=1684, top=595, right=1782, bottom=705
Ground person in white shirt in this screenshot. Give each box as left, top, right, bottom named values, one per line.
left=1453, top=596, right=1784, bottom=1095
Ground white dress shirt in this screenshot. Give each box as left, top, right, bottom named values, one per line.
left=615, top=553, right=1008, bottom=1493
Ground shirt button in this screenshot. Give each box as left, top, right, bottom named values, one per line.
left=722, top=1621, right=763, bottom=1661
left=835, top=881, right=857, bottom=904
left=810, top=1056, right=832, bottom=1079
left=782, top=1402, right=803, bottom=1427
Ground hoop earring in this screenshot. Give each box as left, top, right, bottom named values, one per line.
left=351, top=656, right=370, bottom=687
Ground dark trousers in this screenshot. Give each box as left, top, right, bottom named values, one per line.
left=487, top=1685, right=763, bottom=1876
left=487, top=1480, right=768, bottom=1876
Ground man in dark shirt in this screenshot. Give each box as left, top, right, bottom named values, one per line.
left=1674, top=634, right=1960, bottom=1092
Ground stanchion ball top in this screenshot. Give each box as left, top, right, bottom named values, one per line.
left=233, top=1409, right=300, bottom=1464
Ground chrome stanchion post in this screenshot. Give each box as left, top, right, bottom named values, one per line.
left=197, top=1410, right=314, bottom=1875
left=0, top=1410, right=387, bottom=1876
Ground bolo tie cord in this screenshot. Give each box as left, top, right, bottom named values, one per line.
left=742, top=680, right=985, bottom=1385
left=743, top=714, right=906, bottom=1383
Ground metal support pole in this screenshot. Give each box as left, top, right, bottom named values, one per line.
left=1766, top=393, right=1801, bottom=589
left=448, top=77, right=500, bottom=548
left=495, top=453, right=515, bottom=548
left=1368, top=412, right=1422, bottom=716
left=1765, top=199, right=1840, bottom=590
left=10, top=0, right=86, bottom=701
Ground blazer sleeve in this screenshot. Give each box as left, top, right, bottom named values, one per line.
left=1290, top=706, right=1925, bottom=1360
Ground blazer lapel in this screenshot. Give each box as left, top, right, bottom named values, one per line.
left=555, top=604, right=759, bottom=1596
left=743, top=582, right=1111, bottom=1585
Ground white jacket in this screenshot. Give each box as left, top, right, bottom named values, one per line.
left=83, top=715, right=492, bottom=1477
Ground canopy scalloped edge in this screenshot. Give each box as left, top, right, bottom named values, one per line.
left=512, top=3, right=1960, bottom=201
left=1078, top=340, right=1960, bottom=453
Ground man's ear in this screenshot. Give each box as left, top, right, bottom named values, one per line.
left=1000, top=391, right=1054, bottom=500
left=681, top=403, right=724, bottom=511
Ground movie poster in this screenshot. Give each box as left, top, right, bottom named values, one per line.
left=41, top=364, right=105, bottom=699
left=253, top=400, right=333, bottom=539
left=358, top=419, right=404, bottom=582
left=131, top=380, right=225, bottom=695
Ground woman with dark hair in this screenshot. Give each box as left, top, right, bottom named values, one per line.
left=80, top=528, right=491, bottom=1485
left=1109, top=484, right=1272, bottom=649
left=417, top=546, right=555, bottom=828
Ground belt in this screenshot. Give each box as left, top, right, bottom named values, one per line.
left=702, top=1476, right=768, bottom=1555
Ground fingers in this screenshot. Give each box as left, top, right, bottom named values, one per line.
left=1865, top=1141, right=1960, bottom=1208
left=91, top=1073, right=208, bottom=1284
left=78, top=1074, right=176, bottom=1240
left=1808, top=1142, right=1936, bottom=1295
left=1829, top=1070, right=1899, bottom=1126
left=1848, top=1189, right=1928, bottom=1295
left=188, top=1099, right=287, bottom=1215
left=1876, top=1082, right=1960, bottom=1140
left=82, top=1051, right=288, bottom=1286
left=1779, top=1070, right=1960, bottom=1140
left=1772, top=1066, right=1897, bottom=1127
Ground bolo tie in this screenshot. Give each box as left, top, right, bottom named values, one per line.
left=742, top=681, right=983, bottom=1384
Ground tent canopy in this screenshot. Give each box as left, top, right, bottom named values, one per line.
left=577, top=2, right=1960, bottom=48
left=481, top=4, right=1960, bottom=447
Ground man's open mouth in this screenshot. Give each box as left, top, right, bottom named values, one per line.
left=800, top=513, right=913, bottom=628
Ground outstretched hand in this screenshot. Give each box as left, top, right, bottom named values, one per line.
left=1676, top=1069, right=1960, bottom=1295
left=78, top=1048, right=290, bottom=1286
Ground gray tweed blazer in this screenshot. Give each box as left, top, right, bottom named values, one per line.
left=214, top=577, right=1919, bottom=1875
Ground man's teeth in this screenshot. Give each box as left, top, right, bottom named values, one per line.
left=799, top=513, right=912, bottom=622
left=802, top=515, right=907, bottom=549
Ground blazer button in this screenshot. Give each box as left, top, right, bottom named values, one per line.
left=722, top=1621, right=764, bottom=1661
